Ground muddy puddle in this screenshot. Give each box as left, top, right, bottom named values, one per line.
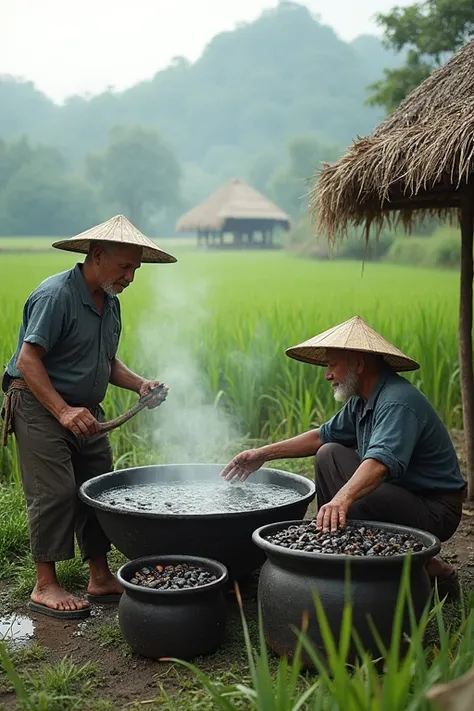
left=0, top=604, right=112, bottom=651
left=0, top=613, right=35, bottom=646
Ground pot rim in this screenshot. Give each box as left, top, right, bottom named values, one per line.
left=252, top=519, right=441, bottom=564
left=117, top=554, right=229, bottom=596
left=78, top=463, right=315, bottom=520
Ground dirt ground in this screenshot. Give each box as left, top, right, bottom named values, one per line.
left=1, top=430, right=473, bottom=710
left=0, top=579, right=262, bottom=709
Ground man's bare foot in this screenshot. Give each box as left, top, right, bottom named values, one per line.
left=87, top=554, right=123, bottom=597
left=31, top=582, right=90, bottom=611
left=87, top=573, right=123, bottom=598
left=426, top=556, right=456, bottom=580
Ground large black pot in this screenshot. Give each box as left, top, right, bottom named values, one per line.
left=252, top=519, right=441, bottom=666
left=79, top=463, right=315, bottom=580
left=117, top=555, right=228, bottom=660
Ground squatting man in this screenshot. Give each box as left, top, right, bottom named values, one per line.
left=1, top=215, right=176, bottom=619
left=221, top=316, right=466, bottom=591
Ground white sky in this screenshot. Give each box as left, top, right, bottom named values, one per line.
left=3, top=0, right=413, bottom=103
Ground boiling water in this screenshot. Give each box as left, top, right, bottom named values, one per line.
left=96, top=481, right=302, bottom=515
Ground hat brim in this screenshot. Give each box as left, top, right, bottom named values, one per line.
left=51, top=238, right=177, bottom=264
left=285, top=345, right=420, bottom=372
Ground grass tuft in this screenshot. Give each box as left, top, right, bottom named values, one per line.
left=0, top=486, right=29, bottom=580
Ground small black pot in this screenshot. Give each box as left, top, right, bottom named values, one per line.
left=117, top=555, right=229, bottom=660
left=252, top=519, right=441, bottom=666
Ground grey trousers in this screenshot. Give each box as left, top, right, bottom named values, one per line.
left=315, top=443, right=463, bottom=543
left=12, top=390, right=113, bottom=563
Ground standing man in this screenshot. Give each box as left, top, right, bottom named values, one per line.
left=2, top=215, right=176, bottom=619
left=220, top=316, right=466, bottom=594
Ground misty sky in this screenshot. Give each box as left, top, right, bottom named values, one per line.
left=3, top=0, right=412, bottom=103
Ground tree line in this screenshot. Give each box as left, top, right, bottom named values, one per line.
left=0, top=0, right=472, bottom=237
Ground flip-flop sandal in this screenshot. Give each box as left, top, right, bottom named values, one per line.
left=28, top=600, right=91, bottom=620
left=86, top=592, right=123, bottom=604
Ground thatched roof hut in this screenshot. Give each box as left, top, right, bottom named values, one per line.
left=176, top=178, right=291, bottom=248
left=311, top=37, right=474, bottom=495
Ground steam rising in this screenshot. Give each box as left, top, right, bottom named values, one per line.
left=138, top=265, right=240, bottom=464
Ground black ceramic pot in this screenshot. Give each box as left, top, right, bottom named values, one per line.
left=79, top=463, right=315, bottom=580
left=252, top=519, right=441, bottom=666
left=117, top=555, right=228, bottom=660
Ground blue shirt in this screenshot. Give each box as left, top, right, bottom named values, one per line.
left=319, top=369, right=464, bottom=492
left=7, top=264, right=121, bottom=408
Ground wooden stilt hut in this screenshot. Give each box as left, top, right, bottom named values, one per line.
left=310, top=38, right=474, bottom=497
left=175, top=178, right=291, bottom=249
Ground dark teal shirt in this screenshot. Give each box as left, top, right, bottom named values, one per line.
left=7, top=264, right=121, bottom=408
left=319, top=369, right=464, bottom=493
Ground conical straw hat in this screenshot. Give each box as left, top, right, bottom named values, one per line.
left=285, top=315, right=419, bottom=372
left=52, top=214, right=177, bottom=264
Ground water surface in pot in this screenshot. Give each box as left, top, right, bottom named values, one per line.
left=95, top=480, right=302, bottom=515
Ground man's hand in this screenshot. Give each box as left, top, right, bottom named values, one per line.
left=138, top=380, right=169, bottom=409
left=316, top=494, right=351, bottom=533
left=220, top=449, right=266, bottom=483
left=59, top=407, right=100, bottom=438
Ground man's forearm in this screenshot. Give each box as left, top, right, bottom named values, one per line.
left=259, top=429, right=323, bottom=461
left=109, top=358, right=145, bottom=393
left=17, top=346, right=68, bottom=420
left=334, top=458, right=387, bottom=505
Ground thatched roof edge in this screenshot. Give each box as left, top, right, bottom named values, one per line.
left=310, top=37, right=474, bottom=239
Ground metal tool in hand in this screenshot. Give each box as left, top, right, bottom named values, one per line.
left=87, top=383, right=168, bottom=443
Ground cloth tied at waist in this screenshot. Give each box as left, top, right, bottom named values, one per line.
left=1, top=373, right=101, bottom=446
left=1, top=376, right=29, bottom=446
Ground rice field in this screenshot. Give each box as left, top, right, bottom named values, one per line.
left=0, top=239, right=461, bottom=482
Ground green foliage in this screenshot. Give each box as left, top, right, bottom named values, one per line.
left=86, top=124, right=182, bottom=228
left=0, top=136, right=101, bottom=237
left=368, top=0, right=474, bottom=112
left=270, top=134, right=343, bottom=219
left=167, top=559, right=474, bottom=710
left=246, top=150, right=282, bottom=196
left=0, top=485, right=29, bottom=579
left=0, top=78, right=55, bottom=139
left=287, top=215, right=394, bottom=261
left=387, top=229, right=461, bottom=269
left=0, top=644, right=106, bottom=711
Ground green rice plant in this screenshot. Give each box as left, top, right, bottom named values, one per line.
left=166, top=557, right=474, bottom=711
left=0, top=484, right=29, bottom=579
left=0, top=250, right=463, bottom=483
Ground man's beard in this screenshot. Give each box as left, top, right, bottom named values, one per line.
left=101, top=280, right=127, bottom=296
left=333, top=369, right=359, bottom=403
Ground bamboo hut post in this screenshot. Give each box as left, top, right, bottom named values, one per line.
left=460, top=185, right=474, bottom=498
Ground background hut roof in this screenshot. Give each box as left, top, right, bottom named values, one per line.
left=176, top=178, right=292, bottom=232
left=312, top=38, right=474, bottom=238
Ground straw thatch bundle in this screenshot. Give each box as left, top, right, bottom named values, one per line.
left=176, top=178, right=291, bottom=232
left=311, top=38, right=474, bottom=239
